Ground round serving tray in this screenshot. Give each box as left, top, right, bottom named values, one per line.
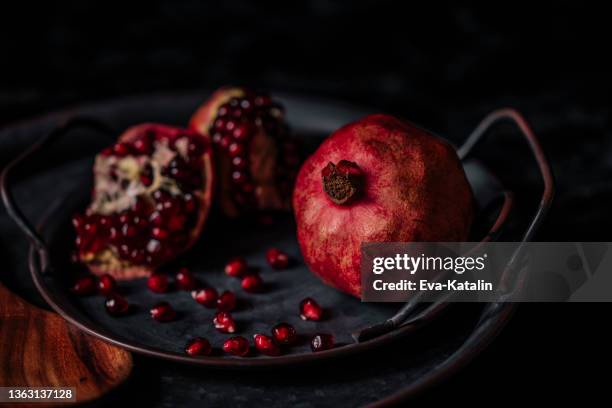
left=1, top=93, right=553, bottom=393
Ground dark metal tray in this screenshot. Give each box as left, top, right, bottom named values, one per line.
left=0, top=93, right=553, bottom=399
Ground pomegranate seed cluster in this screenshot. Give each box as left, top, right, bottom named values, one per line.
left=73, top=126, right=207, bottom=269
left=70, top=247, right=335, bottom=357
left=208, top=92, right=296, bottom=211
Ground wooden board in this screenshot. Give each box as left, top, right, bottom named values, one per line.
left=0, top=283, right=132, bottom=407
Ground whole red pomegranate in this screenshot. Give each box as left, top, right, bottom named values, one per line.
left=73, top=123, right=214, bottom=279
left=189, top=87, right=299, bottom=216
left=293, top=114, right=473, bottom=297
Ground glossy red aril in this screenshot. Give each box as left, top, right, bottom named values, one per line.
left=311, top=333, right=334, bottom=352
left=147, top=273, right=169, bottom=293
left=213, top=311, right=236, bottom=333
left=266, top=248, right=289, bottom=269
left=241, top=274, right=263, bottom=293
left=225, top=257, right=248, bottom=278
left=97, top=274, right=116, bottom=296
left=105, top=293, right=130, bottom=316
left=293, top=114, right=474, bottom=297
left=71, top=275, right=97, bottom=296
left=72, top=124, right=214, bottom=280
left=223, top=336, right=250, bottom=357
left=300, top=298, right=323, bottom=321
left=271, top=323, right=297, bottom=346
left=185, top=337, right=212, bottom=356
left=150, top=302, right=177, bottom=322
left=253, top=334, right=281, bottom=356
left=191, top=287, right=218, bottom=308
left=189, top=87, right=300, bottom=217
left=216, top=290, right=237, bottom=311
left=176, top=268, right=197, bottom=290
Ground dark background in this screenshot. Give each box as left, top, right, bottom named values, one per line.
left=1, top=1, right=611, bottom=405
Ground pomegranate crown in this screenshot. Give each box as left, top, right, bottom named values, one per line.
left=321, top=160, right=364, bottom=205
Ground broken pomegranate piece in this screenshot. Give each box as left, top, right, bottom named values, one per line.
left=72, top=123, right=214, bottom=280
left=189, top=87, right=300, bottom=217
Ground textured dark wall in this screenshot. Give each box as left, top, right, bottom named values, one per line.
left=1, top=2, right=610, bottom=405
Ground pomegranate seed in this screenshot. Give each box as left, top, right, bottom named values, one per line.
left=271, top=323, right=297, bottom=345
left=113, top=142, right=131, bottom=156
left=228, top=142, right=244, bottom=157
left=72, top=214, right=85, bottom=230
left=147, top=273, right=169, bottom=293
left=266, top=248, right=290, bottom=269
left=105, top=294, right=130, bottom=316
left=232, top=171, right=247, bottom=184
left=232, top=156, right=247, bottom=169
left=176, top=268, right=197, bottom=290
left=97, top=274, right=116, bottom=296
left=151, top=227, right=169, bottom=240
left=150, top=302, right=177, bottom=322
left=220, top=135, right=232, bottom=149
left=300, top=298, right=323, bottom=321
left=213, top=311, right=236, bottom=333
left=241, top=274, right=263, bottom=293
left=253, top=334, right=280, bottom=356
left=184, top=194, right=197, bottom=213
left=185, top=337, right=212, bottom=356
left=133, top=137, right=152, bottom=155
left=222, top=336, right=250, bottom=357
left=254, top=95, right=271, bottom=107
left=71, top=275, right=97, bottom=296
left=311, top=333, right=334, bottom=352
left=217, top=105, right=229, bottom=117
left=224, top=257, right=247, bottom=278
left=232, top=123, right=251, bottom=140
left=191, top=287, right=218, bottom=308
left=187, top=138, right=204, bottom=157
left=225, top=120, right=237, bottom=132
left=217, top=290, right=237, bottom=311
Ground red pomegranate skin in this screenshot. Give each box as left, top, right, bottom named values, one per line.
left=293, top=114, right=473, bottom=297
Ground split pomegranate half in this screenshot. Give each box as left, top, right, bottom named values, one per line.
left=73, top=123, right=214, bottom=279
left=189, top=86, right=299, bottom=217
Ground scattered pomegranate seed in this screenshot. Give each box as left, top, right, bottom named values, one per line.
left=176, top=267, right=197, bottom=290
left=105, top=294, right=130, bottom=316
left=253, top=334, right=281, bottom=356
left=185, top=337, right=212, bottom=356
left=311, top=333, right=334, bottom=352
left=191, top=287, right=218, bottom=308
left=271, top=323, right=297, bottom=345
left=97, top=274, right=116, bottom=296
left=150, top=301, right=177, bottom=322
left=216, top=290, right=237, bottom=311
left=222, top=336, right=250, bottom=357
left=71, top=275, right=97, bottom=296
left=241, top=274, right=263, bottom=293
left=300, top=298, right=323, bottom=321
left=147, top=273, right=169, bottom=293
left=266, top=248, right=289, bottom=269
left=224, top=257, right=248, bottom=278
left=213, top=311, right=236, bottom=333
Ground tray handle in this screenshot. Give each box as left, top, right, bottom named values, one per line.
left=354, top=108, right=555, bottom=342
left=1, top=117, right=115, bottom=274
